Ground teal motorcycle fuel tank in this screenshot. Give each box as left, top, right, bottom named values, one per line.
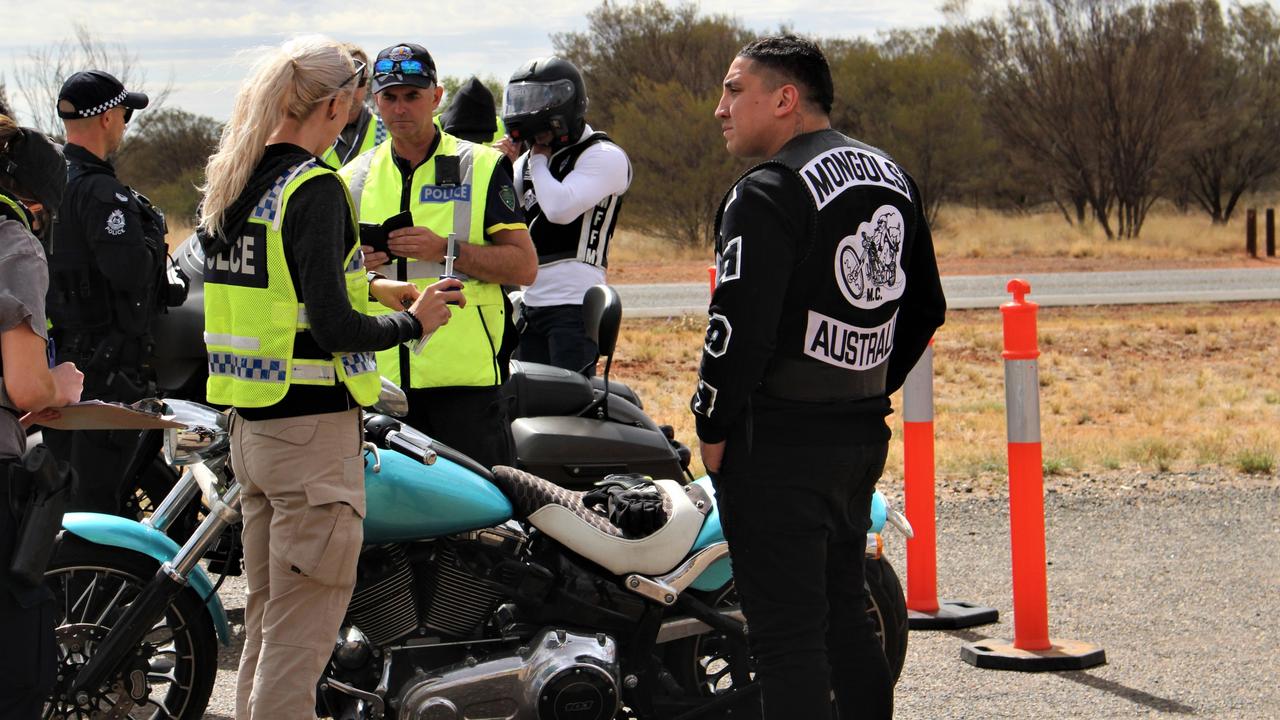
left=363, top=448, right=513, bottom=544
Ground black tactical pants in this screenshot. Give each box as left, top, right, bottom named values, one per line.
left=713, top=427, right=893, bottom=720
left=0, top=466, right=57, bottom=719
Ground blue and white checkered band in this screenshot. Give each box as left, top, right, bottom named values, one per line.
left=208, top=352, right=288, bottom=383
left=252, top=160, right=316, bottom=223
left=340, top=352, right=377, bottom=377
left=374, top=117, right=388, bottom=145
left=389, top=46, right=414, bottom=61
left=76, top=89, right=128, bottom=118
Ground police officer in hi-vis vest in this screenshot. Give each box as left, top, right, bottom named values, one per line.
left=197, top=36, right=460, bottom=719
left=44, top=70, right=187, bottom=516
left=342, top=43, right=536, bottom=469
left=691, top=36, right=945, bottom=720
left=320, top=43, right=388, bottom=168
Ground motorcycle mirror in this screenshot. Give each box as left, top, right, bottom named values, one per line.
left=373, top=377, right=410, bottom=417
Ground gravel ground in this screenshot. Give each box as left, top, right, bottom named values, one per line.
left=201, top=470, right=1279, bottom=719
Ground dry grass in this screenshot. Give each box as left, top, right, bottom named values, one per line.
left=608, top=202, right=1279, bottom=283
left=930, top=205, right=1246, bottom=261
left=612, top=302, right=1280, bottom=483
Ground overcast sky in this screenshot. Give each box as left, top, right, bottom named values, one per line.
left=2, top=0, right=1006, bottom=123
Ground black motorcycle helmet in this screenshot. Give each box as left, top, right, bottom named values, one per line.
left=502, top=57, right=588, bottom=150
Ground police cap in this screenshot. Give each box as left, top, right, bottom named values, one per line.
left=57, top=70, right=149, bottom=120
left=371, top=44, right=437, bottom=93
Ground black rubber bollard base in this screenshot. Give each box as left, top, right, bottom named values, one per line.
left=960, top=638, right=1106, bottom=671
left=908, top=600, right=999, bottom=630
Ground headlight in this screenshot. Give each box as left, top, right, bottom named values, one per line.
left=161, top=399, right=230, bottom=466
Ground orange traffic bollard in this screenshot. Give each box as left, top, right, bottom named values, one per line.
left=904, top=339, right=998, bottom=630
left=707, top=265, right=717, bottom=296
left=961, top=279, right=1105, bottom=671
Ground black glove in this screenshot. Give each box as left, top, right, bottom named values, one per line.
left=583, top=482, right=667, bottom=537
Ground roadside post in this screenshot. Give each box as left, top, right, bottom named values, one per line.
left=1267, top=209, right=1275, bottom=258
left=707, top=265, right=716, bottom=296
left=961, top=279, right=1106, bottom=671
left=1247, top=209, right=1257, bottom=258
left=903, top=339, right=998, bottom=630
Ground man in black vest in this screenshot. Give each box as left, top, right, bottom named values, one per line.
left=499, top=57, right=630, bottom=375
left=691, top=36, right=945, bottom=719
left=45, top=70, right=187, bottom=515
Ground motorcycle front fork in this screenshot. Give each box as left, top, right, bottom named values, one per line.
left=67, top=467, right=241, bottom=701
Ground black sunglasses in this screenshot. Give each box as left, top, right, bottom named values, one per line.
left=338, top=60, right=368, bottom=91
left=122, top=106, right=134, bottom=123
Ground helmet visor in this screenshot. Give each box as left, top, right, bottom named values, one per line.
left=503, top=79, right=576, bottom=118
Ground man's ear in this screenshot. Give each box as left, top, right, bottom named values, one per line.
left=432, top=85, right=445, bottom=108
left=775, top=84, right=801, bottom=117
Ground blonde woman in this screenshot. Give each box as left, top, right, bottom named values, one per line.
left=196, top=36, right=463, bottom=719
left=0, top=116, right=84, bottom=718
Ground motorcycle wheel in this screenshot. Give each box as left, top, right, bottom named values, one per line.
left=42, top=536, right=218, bottom=720
left=666, top=556, right=909, bottom=712
left=866, top=555, right=909, bottom=681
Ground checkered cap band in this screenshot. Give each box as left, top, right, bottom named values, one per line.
left=74, top=89, right=129, bottom=118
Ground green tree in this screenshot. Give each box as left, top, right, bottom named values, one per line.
left=829, top=31, right=994, bottom=225
left=115, top=108, right=222, bottom=225
left=554, top=1, right=756, bottom=244
left=610, top=79, right=743, bottom=247
left=1175, top=2, right=1280, bottom=223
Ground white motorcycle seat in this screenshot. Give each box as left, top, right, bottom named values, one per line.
left=490, top=466, right=707, bottom=576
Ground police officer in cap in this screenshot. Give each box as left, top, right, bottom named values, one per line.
left=692, top=36, right=945, bottom=719
left=44, top=70, right=187, bottom=515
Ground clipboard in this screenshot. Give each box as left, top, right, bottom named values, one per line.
left=37, top=401, right=186, bottom=431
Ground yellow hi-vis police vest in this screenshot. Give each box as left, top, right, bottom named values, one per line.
left=0, top=194, right=33, bottom=232
left=322, top=110, right=388, bottom=168
left=341, top=128, right=506, bottom=389
left=203, top=160, right=381, bottom=408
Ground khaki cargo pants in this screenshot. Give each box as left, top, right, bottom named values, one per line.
left=230, top=408, right=366, bottom=720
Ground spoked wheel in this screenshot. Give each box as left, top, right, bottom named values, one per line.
left=43, top=537, right=217, bottom=720
left=665, top=556, right=909, bottom=716
left=664, top=584, right=761, bottom=720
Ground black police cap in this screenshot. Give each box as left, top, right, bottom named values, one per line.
left=0, top=127, right=67, bottom=210
left=372, top=43, right=438, bottom=94
left=57, top=70, right=149, bottom=120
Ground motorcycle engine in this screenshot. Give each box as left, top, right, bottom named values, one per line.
left=396, top=628, right=619, bottom=720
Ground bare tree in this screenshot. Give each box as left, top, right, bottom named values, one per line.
left=14, top=23, right=170, bottom=137
left=1177, top=2, right=1280, bottom=223
left=964, top=0, right=1209, bottom=238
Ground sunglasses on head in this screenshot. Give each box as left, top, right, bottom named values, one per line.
left=374, top=58, right=433, bottom=81
left=338, top=60, right=368, bottom=91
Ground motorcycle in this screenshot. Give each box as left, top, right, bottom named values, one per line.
left=42, top=375, right=910, bottom=719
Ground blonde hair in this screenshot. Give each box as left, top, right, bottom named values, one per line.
left=0, top=114, right=19, bottom=152
left=199, top=35, right=356, bottom=238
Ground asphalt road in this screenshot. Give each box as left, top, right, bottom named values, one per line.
left=202, top=473, right=1279, bottom=719
left=617, top=268, right=1280, bottom=317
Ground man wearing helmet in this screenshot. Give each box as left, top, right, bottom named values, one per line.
left=498, top=57, right=631, bottom=376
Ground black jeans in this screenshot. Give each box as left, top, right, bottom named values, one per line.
left=713, top=434, right=893, bottom=720
left=403, top=385, right=515, bottom=469
left=517, top=304, right=598, bottom=376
